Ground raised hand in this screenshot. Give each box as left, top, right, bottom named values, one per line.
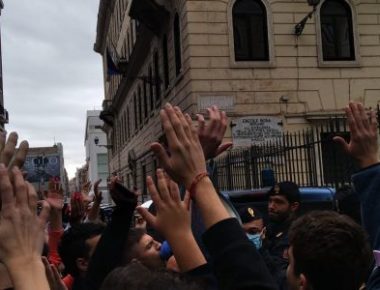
left=107, top=175, right=137, bottom=206
left=42, top=257, right=68, bottom=290
left=0, top=165, right=50, bottom=265
left=69, top=192, right=85, bottom=225
left=137, top=169, right=191, bottom=240
left=0, top=165, right=50, bottom=290
left=333, top=102, right=379, bottom=168
left=137, top=169, right=206, bottom=272
left=0, top=131, right=29, bottom=169
left=46, top=180, right=64, bottom=211
left=151, top=104, right=207, bottom=189
left=197, top=106, right=232, bottom=160
left=93, top=178, right=103, bottom=203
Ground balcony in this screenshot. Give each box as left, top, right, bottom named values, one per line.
left=99, top=99, right=114, bottom=128
left=129, top=0, right=169, bottom=35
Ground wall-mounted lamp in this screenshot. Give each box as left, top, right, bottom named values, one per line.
left=294, top=0, right=320, bottom=36
left=94, top=136, right=113, bottom=149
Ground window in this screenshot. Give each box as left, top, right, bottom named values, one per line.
left=173, top=14, right=182, bottom=76
left=97, top=153, right=109, bottom=182
left=232, top=0, right=269, bottom=61
left=162, top=35, right=170, bottom=89
left=320, top=0, right=355, bottom=61
left=134, top=93, right=138, bottom=132
left=154, top=51, right=162, bottom=105
left=143, top=79, right=148, bottom=120
left=149, top=66, right=154, bottom=111
left=138, top=86, right=143, bottom=126
left=126, top=107, right=130, bottom=139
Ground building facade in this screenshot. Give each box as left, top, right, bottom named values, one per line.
left=24, top=143, right=68, bottom=197
left=84, top=110, right=111, bottom=204
left=0, top=1, right=8, bottom=130
left=94, top=0, right=380, bottom=192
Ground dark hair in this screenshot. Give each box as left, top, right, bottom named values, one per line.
left=289, top=211, right=372, bottom=290
left=100, top=262, right=204, bottom=290
left=58, top=223, right=105, bottom=277
left=122, top=228, right=146, bottom=264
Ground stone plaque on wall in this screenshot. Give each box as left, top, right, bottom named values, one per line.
left=232, top=116, right=283, bottom=146
left=198, top=95, right=235, bottom=112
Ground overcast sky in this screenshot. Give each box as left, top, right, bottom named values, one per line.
left=2, top=0, right=104, bottom=178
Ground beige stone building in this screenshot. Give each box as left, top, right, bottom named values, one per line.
left=94, top=0, right=380, bottom=192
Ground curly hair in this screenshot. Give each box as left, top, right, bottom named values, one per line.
left=289, top=211, right=372, bottom=290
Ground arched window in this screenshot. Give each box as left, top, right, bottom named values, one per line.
left=320, top=0, right=355, bottom=61
left=173, top=13, right=182, bottom=76
left=232, top=0, right=269, bottom=61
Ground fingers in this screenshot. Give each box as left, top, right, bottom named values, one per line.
left=26, top=181, right=38, bottom=213
left=12, top=166, right=28, bottom=209
left=345, top=104, right=358, bottom=134
left=333, top=136, right=349, bottom=153
left=166, top=105, right=189, bottom=144
left=38, top=200, right=50, bottom=224
left=147, top=176, right=161, bottom=208
left=160, top=108, right=180, bottom=150
left=215, top=142, right=233, bottom=156
left=183, top=190, right=191, bottom=210
left=137, top=206, right=156, bottom=228
left=169, top=179, right=181, bottom=203
left=157, top=169, right=171, bottom=202
left=151, top=142, right=171, bottom=169
left=196, top=114, right=205, bottom=135
left=42, top=256, right=55, bottom=287
left=9, top=140, right=29, bottom=169
left=370, top=110, right=378, bottom=132
left=0, top=132, right=18, bottom=166
left=174, top=106, right=193, bottom=141
left=0, top=163, right=14, bottom=209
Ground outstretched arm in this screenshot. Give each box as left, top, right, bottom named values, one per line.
left=151, top=104, right=277, bottom=290
left=334, top=102, right=380, bottom=289
left=0, top=165, right=50, bottom=290
left=138, top=170, right=206, bottom=272
left=85, top=177, right=137, bottom=290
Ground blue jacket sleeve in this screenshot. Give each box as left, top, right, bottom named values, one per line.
left=352, top=164, right=380, bottom=290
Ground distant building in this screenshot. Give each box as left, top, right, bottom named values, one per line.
left=24, top=143, right=68, bottom=198
left=85, top=110, right=111, bottom=204
left=0, top=1, right=8, bottom=130
left=94, top=0, right=380, bottom=192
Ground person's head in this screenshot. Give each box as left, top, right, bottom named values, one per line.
left=267, top=182, right=300, bottom=223
left=58, top=222, right=105, bottom=277
left=100, top=262, right=203, bottom=290
left=287, top=211, right=372, bottom=290
left=238, top=206, right=264, bottom=235
left=123, top=228, right=163, bottom=269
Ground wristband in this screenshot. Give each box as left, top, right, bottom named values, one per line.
left=188, top=172, right=209, bottom=198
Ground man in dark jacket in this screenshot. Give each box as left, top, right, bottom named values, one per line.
left=266, top=182, right=300, bottom=271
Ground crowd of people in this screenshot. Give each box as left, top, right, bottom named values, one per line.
left=0, top=102, right=379, bottom=290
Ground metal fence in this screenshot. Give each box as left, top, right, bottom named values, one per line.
left=212, top=116, right=372, bottom=191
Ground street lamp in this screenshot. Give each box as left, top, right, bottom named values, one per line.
left=294, top=0, right=321, bottom=36
left=94, top=136, right=113, bottom=149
